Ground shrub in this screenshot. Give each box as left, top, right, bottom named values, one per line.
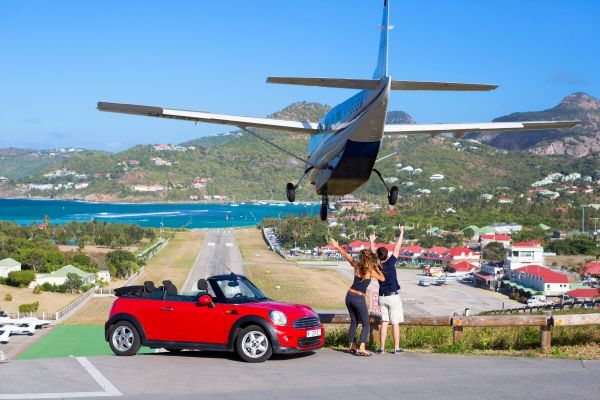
left=32, top=285, right=42, bottom=294
left=18, top=301, right=40, bottom=313
left=0, top=276, right=5, bottom=285
left=6, top=270, right=36, bottom=288
left=41, top=282, right=55, bottom=292
left=4, top=293, right=12, bottom=301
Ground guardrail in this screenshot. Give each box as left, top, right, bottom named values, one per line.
left=482, top=298, right=600, bottom=315
left=318, top=312, right=600, bottom=352
left=54, top=287, right=95, bottom=321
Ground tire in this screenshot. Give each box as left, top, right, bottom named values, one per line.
left=108, top=321, right=141, bottom=356
left=388, top=186, right=399, bottom=205
left=319, top=205, right=328, bottom=221
left=235, top=325, right=272, bottom=363
left=286, top=183, right=296, bottom=203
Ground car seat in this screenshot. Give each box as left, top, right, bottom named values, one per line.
left=162, top=280, right=178, bottom=299
left=197, top=279, right=209, bottom=294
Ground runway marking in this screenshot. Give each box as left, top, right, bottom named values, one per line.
left=225, top=243, right=233, bottom=247
left=207, top=242, right=216, bottom=246
left=0, top=357, right=122, bottom=399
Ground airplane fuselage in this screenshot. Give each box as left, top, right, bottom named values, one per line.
left=307, top=77, right=391, bottom=195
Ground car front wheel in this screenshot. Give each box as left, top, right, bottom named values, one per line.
left=108, top=321, right=141, bottom=356
left=236, top=325, right=272, bottom=363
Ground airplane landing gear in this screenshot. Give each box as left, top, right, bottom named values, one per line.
left=373, top=168, right=399, bottom=206
left=320, top=195, right=329, bottom=221
left=286, top=183, right=296, bottom=202
left=285, top=166, right=314, bottom=203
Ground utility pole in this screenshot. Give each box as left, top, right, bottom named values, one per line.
left=581, top=205, right=587, bottom=234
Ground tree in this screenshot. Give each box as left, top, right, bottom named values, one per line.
left=483, top=242, right=506, bottom=263
left=6, top=270, right=36, bottom=288
left=106, top=250, right=139, bottom=279
left=65, top=272, right=83, bottom=294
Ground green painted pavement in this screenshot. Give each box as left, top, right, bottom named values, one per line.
left=16, top=325, right=153, bottom=360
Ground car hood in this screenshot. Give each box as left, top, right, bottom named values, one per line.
left=241, top=300, right=317, bottom=320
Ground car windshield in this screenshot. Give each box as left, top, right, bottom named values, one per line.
left=213, top=277, right=268, bottom=303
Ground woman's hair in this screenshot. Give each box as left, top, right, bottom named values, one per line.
left=357, top=249, right=381, bottom=280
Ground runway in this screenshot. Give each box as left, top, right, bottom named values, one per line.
left=182, top=229, right=246, bottom=293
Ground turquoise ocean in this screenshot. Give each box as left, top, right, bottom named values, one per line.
left=0, top=199, right=318, bottom=228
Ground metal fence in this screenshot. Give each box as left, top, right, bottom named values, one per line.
left=482, top=298, right=600, bottom=315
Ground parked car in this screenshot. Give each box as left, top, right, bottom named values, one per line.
left=434, top=277, right=447, bottom=286
left=105, top=274, right=324, bottom=363
left=418, top=280, right=430, bottom=287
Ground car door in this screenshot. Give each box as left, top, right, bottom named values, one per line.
left=166, top=300, right=230, bottom=344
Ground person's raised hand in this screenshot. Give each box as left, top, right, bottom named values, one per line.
left=369, top=232, right=376, bottom=242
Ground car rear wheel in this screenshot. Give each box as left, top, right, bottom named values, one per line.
left=236, top=325, right=272, bottom=363
left=108, top=321, right=141, bottom=356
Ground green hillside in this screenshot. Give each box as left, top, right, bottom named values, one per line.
left=2, top=100, right=599, bottom=202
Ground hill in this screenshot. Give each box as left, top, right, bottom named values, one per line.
left=1, top=96, right=599, bottom=203
left=466, top=92, right=600, bottom=157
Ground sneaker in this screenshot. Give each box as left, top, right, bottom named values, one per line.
left=394, top=348, right=405, bottom=354
left=375, top=348, right=385, bottom=354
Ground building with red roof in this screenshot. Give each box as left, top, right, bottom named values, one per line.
left=565, top=288, right=600, bottom=300
left=509, top=265, right=570, bottom=296
left=584, top=261, right=600, bottom=276
left=446, top=247, right=481, bottom=267
left=451, top=261, right=479, bottom=273
left=479, top=234, right=512, bottom=249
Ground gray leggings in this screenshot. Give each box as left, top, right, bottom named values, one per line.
left=345, top=292, right=370, bottom=345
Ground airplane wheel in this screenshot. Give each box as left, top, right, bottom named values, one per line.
left=286, top=183, right=296, bottom=202
left=388, top=186, right=399, bottom=205
left=320, top=205, right=328, bottom=221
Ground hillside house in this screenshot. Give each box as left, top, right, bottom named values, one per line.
left=479, top=234, right=512, bottom=249
left=31, top=265, right=96, bottom=288
left=0, top=258, right=21, bottom=278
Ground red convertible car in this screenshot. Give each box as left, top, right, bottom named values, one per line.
left=105, top=274, right=324, bottom=362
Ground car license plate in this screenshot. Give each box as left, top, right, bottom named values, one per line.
left=306, top=329, right=321, bottom=338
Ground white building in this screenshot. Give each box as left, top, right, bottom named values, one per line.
left=132, top=184, right=165, bottom=192
left=96, top=270, right=111, bottom=283
left=430, top=174, right=445, bottom=181
left=32, top=265, right=96, bottom=288
left=75, top=182, right=89, bottom=190
left=503, top=240, right=544, bottom=270
left=486, top=223, right=522, bottom=234
left=509, top=265, right=570, bottom=296
left=0, top=258, right=21, bottom=278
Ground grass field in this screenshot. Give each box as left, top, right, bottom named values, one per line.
left=64, top=231, right=204, bottom=325
left=235, top=228, right=351, bottom=310
left=15, top=325, right=153, bottom=360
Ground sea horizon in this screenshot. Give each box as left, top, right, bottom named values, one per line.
left=0, top=198, right=318, bottom=229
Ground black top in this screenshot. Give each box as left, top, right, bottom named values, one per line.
left=378, top=255, right=401, bottom=296
left=350, top=274, right=370, bottom=294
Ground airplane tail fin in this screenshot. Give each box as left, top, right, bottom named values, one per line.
left=373, top=0, right=391, bottom=79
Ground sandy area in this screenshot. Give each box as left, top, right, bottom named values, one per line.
left=0, top=286, right=79, bottom=316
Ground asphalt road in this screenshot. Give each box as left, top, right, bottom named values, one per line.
left=1, top=350, right=598, bottom=400
left=182, top=229, right=246, bottom=293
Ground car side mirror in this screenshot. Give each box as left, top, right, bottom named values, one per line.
left=198, top=294, right=214, bottom=307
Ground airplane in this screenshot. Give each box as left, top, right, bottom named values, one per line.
left=0, top=328, right=10, bottom=344
left=98, top=0, right=578, bottom=221
left=0, top=322, right=36, bottom=336
left=0, top=316, right=51, bottom=329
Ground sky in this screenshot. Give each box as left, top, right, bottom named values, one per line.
left=0, top=0, right=598, bottom=152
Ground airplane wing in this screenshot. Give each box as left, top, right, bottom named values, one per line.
left=97, top=102, right=320, bottom=134
left=384, top=120, right=578, bottom=137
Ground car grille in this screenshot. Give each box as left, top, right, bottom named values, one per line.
left=298, top=337, right=321, bottom=347
left=293, top=316, right=320, bottom=329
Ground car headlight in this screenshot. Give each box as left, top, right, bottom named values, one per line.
left=269, top=310, right=288, bottom=326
